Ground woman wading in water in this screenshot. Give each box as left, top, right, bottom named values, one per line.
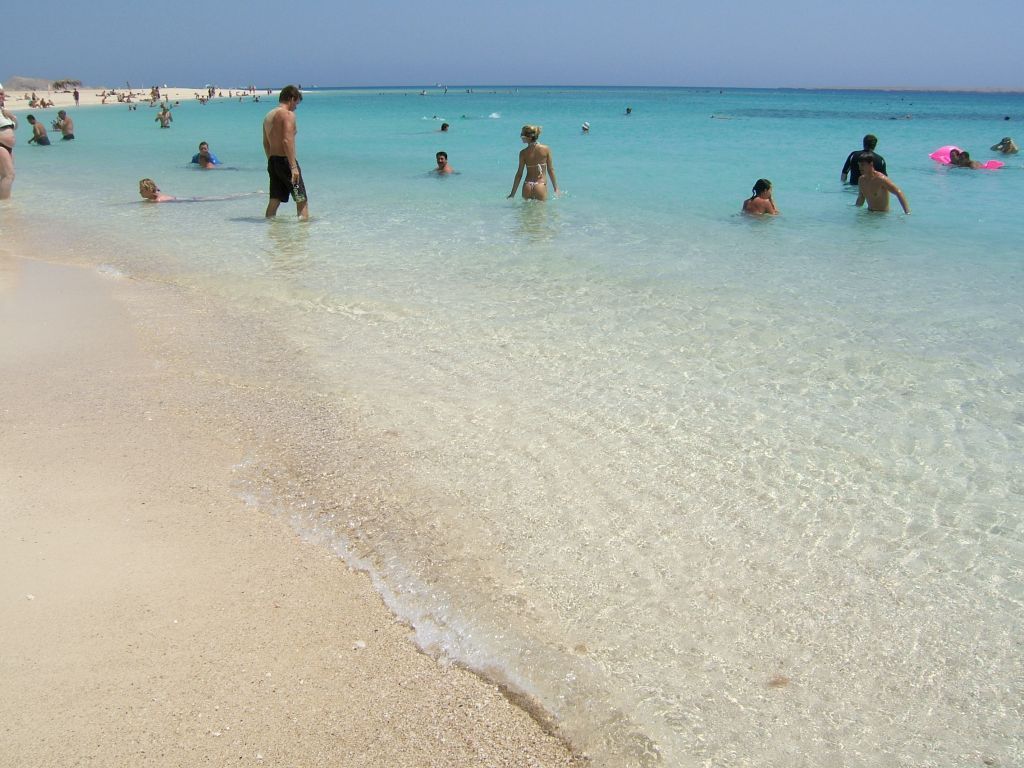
left=508, top=124, right=558, bottom=201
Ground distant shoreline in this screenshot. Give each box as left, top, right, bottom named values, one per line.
left=302, top=84, right=1024, bottom=94
left=5, top=78, right=1022, bottom=95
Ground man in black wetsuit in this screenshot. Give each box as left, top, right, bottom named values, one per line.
left=841, top=134, right=886, bottom=186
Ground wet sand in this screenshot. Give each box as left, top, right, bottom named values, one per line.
left=0, top=254, right=582, bottom=766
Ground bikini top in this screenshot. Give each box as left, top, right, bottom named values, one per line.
left=0, top=110, right=15, bottom=129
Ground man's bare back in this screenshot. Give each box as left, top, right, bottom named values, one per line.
left=262, top=85, right=307, bottom=219
left=262, top=105, right=296, bottom=158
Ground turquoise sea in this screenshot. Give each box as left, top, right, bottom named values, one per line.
left=3, top=86, right=1023, bottom=766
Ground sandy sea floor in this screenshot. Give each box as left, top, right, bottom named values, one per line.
left=0, top=252, right=583, bottom=766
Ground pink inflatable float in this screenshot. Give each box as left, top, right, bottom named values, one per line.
left=930, top=145, right=1004, bottom=169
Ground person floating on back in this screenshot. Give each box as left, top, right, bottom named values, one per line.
left=855, top=153, right=910, bottom=214
left=841, top=134, right=885, bottom=186
left=742, top=179, right=779, bottom=215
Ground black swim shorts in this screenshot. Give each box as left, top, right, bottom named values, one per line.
left=267, top=155, right=307, bottom=203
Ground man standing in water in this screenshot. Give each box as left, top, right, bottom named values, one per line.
left=262, top=84, right=308, bottom=219
left=55, top=110, right=75, bottom=140
left=841, top=133, right=885, bottom=186
left=855, top=153, right=910, bottom=214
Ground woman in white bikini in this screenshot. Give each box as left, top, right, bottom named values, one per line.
left=508, top=124, right=558, bottom=201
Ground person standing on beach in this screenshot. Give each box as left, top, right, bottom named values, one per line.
left=26, top=116, right=51, bottom=145
left=55, top=111, right=75, bottom=140
left=0, top=84, right=18, bottom=199
left=841, top=134, right=885, bottom=186
left=262, top=84, right=308, bottom=219
left=508, top=124, right=558, bottom=201
left=855, top=153, right=910, bottom=214
left=73, top=88, right=80, bottom=106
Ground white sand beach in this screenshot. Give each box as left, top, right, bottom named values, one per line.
left=2, top=86, right=266, bottom=112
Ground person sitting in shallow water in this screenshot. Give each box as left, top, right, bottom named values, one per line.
left=742, top=179, right=779, bottom=215
left=138, top=178, right=176, bottom=202
left=990, top=136, right=1019, bottom=155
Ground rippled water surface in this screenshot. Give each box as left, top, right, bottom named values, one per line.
left=4, top=87, right=1023, bottom=766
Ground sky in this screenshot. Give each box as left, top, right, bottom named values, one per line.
left=3, top=0, right=1022, bottom=90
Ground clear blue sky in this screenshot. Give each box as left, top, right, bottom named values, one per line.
left=3, top=0, right=1021, bottom=89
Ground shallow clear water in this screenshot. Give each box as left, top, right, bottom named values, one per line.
left=3, top=87, right=1023, bottom=766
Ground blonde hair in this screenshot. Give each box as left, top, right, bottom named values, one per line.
left=139, top=178, right=158, bottom=195
left=521, top=124, right=542, bottom=142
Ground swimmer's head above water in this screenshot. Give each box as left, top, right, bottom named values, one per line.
left=750, top=178, right=772, bottom=198
left=138, top=178, right=175, bottom=202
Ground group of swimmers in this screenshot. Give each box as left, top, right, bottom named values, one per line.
left=743, top=130, right=1016, bottom=217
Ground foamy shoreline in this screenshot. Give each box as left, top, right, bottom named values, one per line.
left=0, top=252, right=582, bottom=767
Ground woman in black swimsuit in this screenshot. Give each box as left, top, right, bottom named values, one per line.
left=0, top=84, right=18, bottom=200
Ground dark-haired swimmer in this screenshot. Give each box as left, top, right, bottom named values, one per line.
left=841, top=133, right=885, bottom=185
left=951, top=150, right=983, bottom=169
left=191, top=141, right=222, bottom=168
left=508, top=124, right=558, bottom=201
left=742, top=179, right=778, bottom=215
left=434, top=151, right=454, bottom=174
left=855, top=153, right=910, bottom=214
left=262, top=84, right=308, bottom=219
left=26, top=116, right=51, bottom=145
